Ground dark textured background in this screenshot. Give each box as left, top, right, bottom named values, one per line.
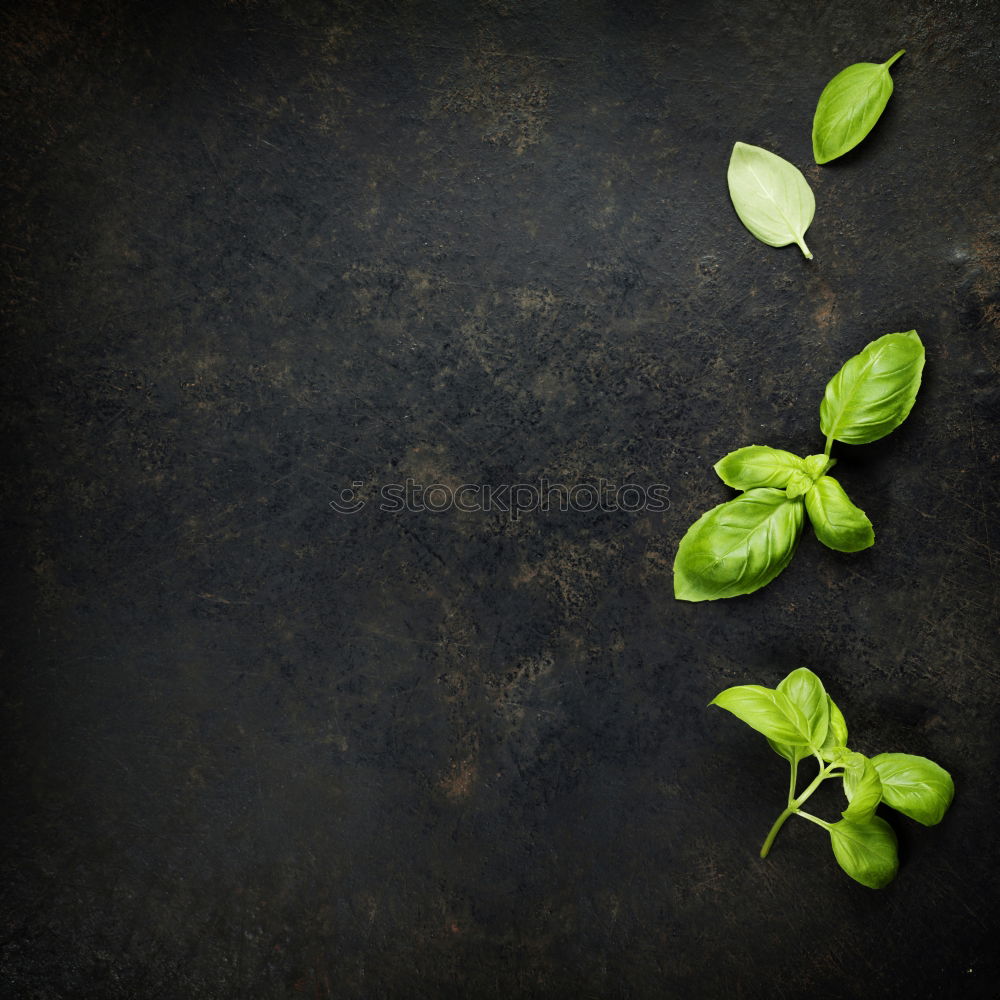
left=2, top=1, right=998, bottom=997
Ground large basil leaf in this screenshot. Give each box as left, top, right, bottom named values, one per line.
left=727, top=142, right=815, bottom=259
left=805, top=475, right=875, bottom=552
left=871, top=753, right=954, bottom=826
left=714, top=446, right=807, bottom=491
left=842, top=753, right=882, bottom=821
left=829, top=816, right=899, bottom=888
left=812, top=51, right=905, bottom=164
left=673, top=488, right=805, bottom=601
left=776, top=668, right=829, bottom=750
left=819, top=331, right=925, bottom=445
left=710, top=685, right=812, bottom=746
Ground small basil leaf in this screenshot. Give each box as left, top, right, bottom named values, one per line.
left=673, top=488, right=805, bottom=601
left=821, top=744, right=852, bottom=765
left=842, top=753, right=883, bottom=821
left=777, top=668, right=829, bottom=750
left=714, top=446, right=807, bottom=490
left=805, top=475, right=875, bottom=552
left=812, top=51, right=905, bottom=164
left=819, top=331, right=925, bottom=445
left=768, top=738, right=808, bottom=764
left=727, top=142, right=816, bottom=259
left=710, top=685, right=812, bottom=746
left=803, top=454, right=833, bottom=479
left=829, top=816, right=899, bottom=889
left=823, top=695, right=849, bottom=750
left=785, top=471, right=813, bottom=500
left=871, top=753, right=955, bottom=826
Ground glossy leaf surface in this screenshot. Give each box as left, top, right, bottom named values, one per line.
left=813, top=51, right=904, bottom=164
left=829, top=816, right=899, bottom=888
left=715, top=446, right=807, bottom=491
left=673, top=488, right=804, bottom=601
left=820, top=331, right=925, bottom=445
left=872, top=753, right=954, bottom=826
left=805, top=475, right=875, bottom=552
left=776, top=668, right=829, bottom=750
left=710, top=685, right=812, bottom=746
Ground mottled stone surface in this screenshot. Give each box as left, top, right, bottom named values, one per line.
left=1, top=1, right=998, bottom=997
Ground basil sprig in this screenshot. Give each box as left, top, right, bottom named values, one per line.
left=710, top=667, right=954, bottom=888
left=727, top=142, right=816, bottom=259
left=812, top=51, right=905, bottom=164
left=674, top=331, right=924, bottom=601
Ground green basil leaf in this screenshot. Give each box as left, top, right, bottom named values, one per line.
left=819, top=331, right=925, bottom=445
left=805, top=475, right=875, bottom=552
left=776, top=668, right=829, bottom=750
left=829, top=816, right=899, bottom=888
left=710, top=685, right=812, bottom=746
left=803, top=454, right=833, bottom=479
left=823, top=695, right=849, bottom=751
left=727, top=142, right=816, bottom=259
left=871, top=753, right=955, bottom=826
left=842, top=753, right=883, bottom=821
left=821, top=744, right=852, bottom=765
left=673, top=488, right=805, bottom=601
left=714, top=446, right=807, bottom=491
left=812, top=51, right=905, bottom=164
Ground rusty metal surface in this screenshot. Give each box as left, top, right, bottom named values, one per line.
left=1, top=1, right=998, bottom=997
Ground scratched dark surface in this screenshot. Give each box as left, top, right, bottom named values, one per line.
left=1, top=1, right=998, bottom=997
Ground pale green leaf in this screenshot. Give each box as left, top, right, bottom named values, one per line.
left=710, top=685, right=813, bottom=746
left=777, top=668, right=829, bottom=750
left=727, top=142, right=816, bottom=259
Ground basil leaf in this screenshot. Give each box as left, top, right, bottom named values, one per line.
left=803, top=454, right=833, bottom=479
left=727, top=142, right=816, bottom=259
left=777, top=668, right=829, bottom=750
left=812, top=51, right=905, bottom=164
left=805, top=475, right=875, bottom=552
left=821, top=744, right=852, bottom=765
left=673, top=488, right=805, bottom=601
left=714, top=446, right=807, bottom=491
left=842, top=753, right=883, bottom=821
left=710, top=685, right=812, bottom=746
left=819, top=331, right=925, bottom=445
left=829, top=816, right=899, bottom=888
left=871, top=753, right=955, bottom=826
left=823, top=695, right=849, bottom=751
